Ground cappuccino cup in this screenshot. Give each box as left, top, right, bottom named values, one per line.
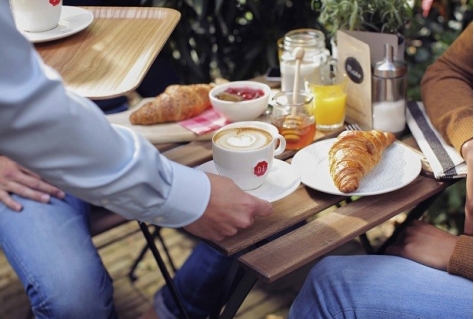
left=212, top=125, right=286, bottom=190
left=10, top=0, right=63, bottom=33
left=220, top=121, right=279, bottom=136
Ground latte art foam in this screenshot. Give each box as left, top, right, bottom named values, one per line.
left=213, top=127, right=272, bottom=151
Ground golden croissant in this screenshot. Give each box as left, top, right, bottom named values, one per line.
left=130, top=84, right=213, bottom=125
left=328, top=130, right=396, bottom=193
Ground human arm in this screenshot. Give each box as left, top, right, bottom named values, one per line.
left=185, top=173, right=272, bottom=241
left=386, top=220, right=473, bottom=280
left=421, top=22, right=473, bottom=234
left=421, top=23, right=473, bottom=154
left=0, top=156, right=65, bottom=211
left=461, top=139, right=472, bottom=235
left=0, top=4, right=272, bottom=241
left=417, top=23, right=473, bottom=278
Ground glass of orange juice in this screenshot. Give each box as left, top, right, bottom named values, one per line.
left=307, top=69, right=348, bottom=131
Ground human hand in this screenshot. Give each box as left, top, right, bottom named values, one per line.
left=0, top=156, right=65, bottom=211
left=461, top=139, right=472, bottom=235
left=184, top=173, right=273, bottom=242
left=385, top=220, right=458, bottom=271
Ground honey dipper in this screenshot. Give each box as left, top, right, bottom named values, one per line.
left=281, top=47, right=305, bottom=143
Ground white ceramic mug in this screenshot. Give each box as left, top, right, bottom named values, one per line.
left=10, top=0, right=63, bottom=33
left=212, top=124, right=286, bottom=190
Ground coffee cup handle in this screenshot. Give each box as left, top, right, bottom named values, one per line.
left=273, top=134, right=286, bottom=156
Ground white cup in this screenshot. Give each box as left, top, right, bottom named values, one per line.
left=10, top=0, right=63, bottom=33
left=212, top=124, right=286, bottom=190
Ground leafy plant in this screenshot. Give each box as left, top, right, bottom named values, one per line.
left=312, top=0, right=413, bottom=37
left=154, top=0, right=321, bottom=84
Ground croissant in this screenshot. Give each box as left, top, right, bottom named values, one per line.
left=328, top=130, right=396, bottom=193
left=130, top=84, right=213, bottom=125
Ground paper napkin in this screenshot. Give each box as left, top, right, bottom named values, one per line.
left=179, top=108, right=231, bottom=135
left=406, top=101, right=467, bottom=179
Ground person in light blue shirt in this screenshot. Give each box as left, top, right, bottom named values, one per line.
left=0, top=0, right=272, bottom=245
left=0, top=2, right=272, bottom=318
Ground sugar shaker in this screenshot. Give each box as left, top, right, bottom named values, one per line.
left=372, top=43, right=408, bottom=134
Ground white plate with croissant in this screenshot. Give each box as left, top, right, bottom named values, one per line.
left=291, top=131, right=422, bottom=196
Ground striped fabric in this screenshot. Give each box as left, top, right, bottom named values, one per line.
left=406, top=101, right=467, bottom=179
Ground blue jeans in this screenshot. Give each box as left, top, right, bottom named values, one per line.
left=289, top=255, right=473, bottom=319
left=0, top=194, right=117, bottom=319
left=154, top=242, right=236, bottom=319
left=154, top=222, right=306, bottom=319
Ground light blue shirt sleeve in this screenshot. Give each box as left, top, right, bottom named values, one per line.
left=0, top=2, right=210, bottom=228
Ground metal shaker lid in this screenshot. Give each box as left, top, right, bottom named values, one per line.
left=372, top=43, right=407, bottom=78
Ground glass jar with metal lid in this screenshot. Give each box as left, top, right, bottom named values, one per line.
left=280, top=29, right=329, bottom=92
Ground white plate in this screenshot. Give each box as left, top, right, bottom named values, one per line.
left=291, top=139, right=422, bottom=196
left=19, top=6, right=94, bottom=43
left=196, top=159, right=301, bottom=202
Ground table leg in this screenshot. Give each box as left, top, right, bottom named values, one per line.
left=138, top=222, right=190, bottom=319
left=217, top=271, right=258, bottom=319
left=359, top=233, right=375, bottom=254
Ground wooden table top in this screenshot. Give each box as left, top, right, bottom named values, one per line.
left=34, top=6, right=180, bottom=100
left=147, top=124, right=454, bottom=319
left=155, top=130, right=450, bottom=285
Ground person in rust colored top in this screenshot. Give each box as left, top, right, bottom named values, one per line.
left=288, top=23, right=472, bottom=319
left=419, top=21, right=473, bottom=280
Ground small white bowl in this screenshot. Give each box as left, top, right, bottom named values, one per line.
left=209, top=81, right=272, bottom=122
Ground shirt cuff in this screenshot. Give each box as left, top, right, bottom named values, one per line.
left=152, top=161, right=211, bottom=228
left=447, top=235, right=473, bottom=280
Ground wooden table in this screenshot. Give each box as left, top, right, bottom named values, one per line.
left=34, top=6, right=180, bottom=100
left=150, top=125, right=454, bottom=319
left=32, top=8, right=456, bottom=316
left=104, top=86, right=449, bottom=317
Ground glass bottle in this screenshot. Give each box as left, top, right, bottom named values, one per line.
left=280, top=29, right=328, bottom=92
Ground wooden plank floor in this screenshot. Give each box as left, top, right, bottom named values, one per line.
left=0, top=213, right=405, bottom=319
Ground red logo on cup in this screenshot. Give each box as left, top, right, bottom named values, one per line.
left=253, top=161, right=268, bottom=177
left=50, top=0, right=61, bottom=6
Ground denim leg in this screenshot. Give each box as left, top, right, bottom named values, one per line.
left=0, top=194, right=117, bottom=319
left=289, top=255, right=473, bottom=319
left=154, top=221, right=307, bottom=319
left=154, top=242, right=235, bottom=319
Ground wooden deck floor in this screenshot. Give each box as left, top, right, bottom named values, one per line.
left=0, top=213, right=404, bottom=319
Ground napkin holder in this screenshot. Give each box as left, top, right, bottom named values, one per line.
left=336, top=30, right=401, bottom=128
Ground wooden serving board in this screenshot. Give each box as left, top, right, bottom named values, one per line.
left=35, top=7, right=180, bottom=100
left=106, top=86, right=282, bottom=144
left=106, top=101, right=215, bottom=144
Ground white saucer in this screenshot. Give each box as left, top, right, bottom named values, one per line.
left=19, top=6, right=94, bottom=43
left=196, top=159, right=301, bottom=203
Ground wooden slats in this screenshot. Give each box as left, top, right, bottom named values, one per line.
left=208, top=185, right=346, bottom=256
left=35, top=7, right=180, bottom=100
left=238, top=175, right=452, bottom=283
left=162, top=140, right=213, bottom=167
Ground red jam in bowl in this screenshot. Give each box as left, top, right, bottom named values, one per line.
left=215, top=87, right=265, bottom=101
